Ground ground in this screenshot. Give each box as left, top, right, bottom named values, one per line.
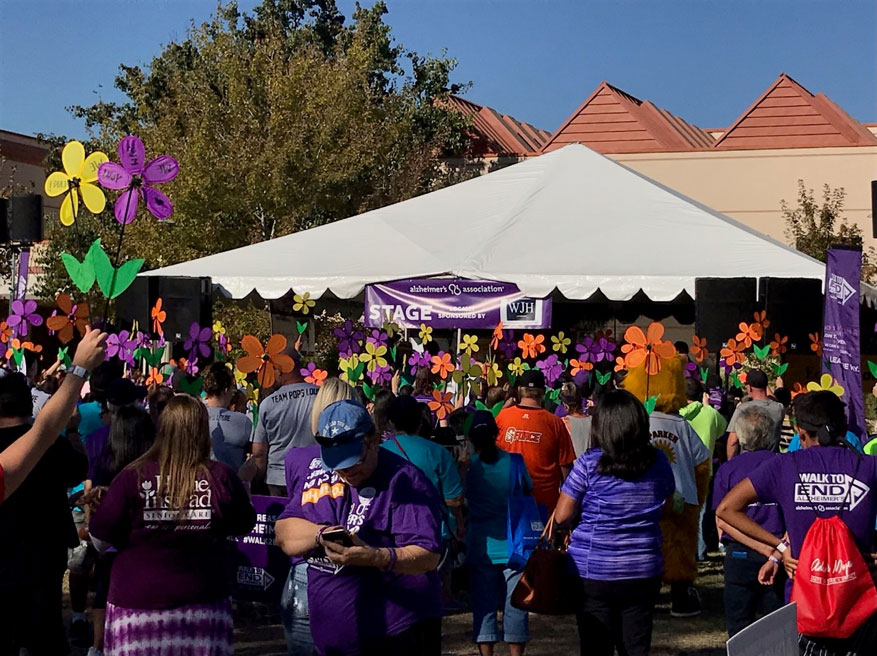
left=67, top=558, right=728, bottom=655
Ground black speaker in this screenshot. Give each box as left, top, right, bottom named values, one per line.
left=115, top=276, right=212, bottom=342
left=0, top=198, right=8, bottom=244
left=759, top=277, right=823, bottom=354
left=695, top=278, right=757, bottom=349
left=9, top=194, right=43, bottom=243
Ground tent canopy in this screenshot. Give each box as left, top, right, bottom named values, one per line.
left=143, top=143, right=831, bottom=302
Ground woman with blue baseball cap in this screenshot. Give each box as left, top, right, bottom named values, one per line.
left=275, top=399, right=444, bottom=656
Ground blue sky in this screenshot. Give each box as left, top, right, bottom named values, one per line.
left=1, top=0, right=875, bottom=140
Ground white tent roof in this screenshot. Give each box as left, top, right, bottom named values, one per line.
left=143, top=143, right=831, bottom=301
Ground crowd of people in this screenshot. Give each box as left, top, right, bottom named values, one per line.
left=2, top=326, right=877, bottom=656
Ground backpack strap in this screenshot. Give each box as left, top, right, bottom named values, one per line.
left=389, top=434, right=411, bottom=463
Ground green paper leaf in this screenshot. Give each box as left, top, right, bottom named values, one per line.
left=475, top=401, right=488, bottom=412
left=11, top=348, right=24, bottom=367
left=107, top=258, right=145, bottom=298
left=142, top=350, right=163, bottom=368
left=521, top=363, right=531, bottom=371
left=297, top=321, right=308, bottom=335
left=546, top=389, right=561, bottom=403
left=91, top=241, right=114, bottom=297
left=400, top=374, right=413, bottom=388
left=490, top=402, right=503, bottom=418
left=362, top=382, right=376, bottom=402
left=461, top=353, right=471, bottom=370
left=773, top=362, right=789, bottom=376
left=644, top=395, right=660, bottom=415
left=390, top=345, right=398, bottom=362
left=699, top=367, right=709, bottom=384
left=470, top=380, right=481, bottom=397
left=730, top=372, right=744, bottom=390
left=451, top=369, right=463, bottom=384
left=869, top=361, right=877, bottom=379
left=179, top=376, right=203, bottom=396
left=61, top=252, right=95, bottom=293
left=57, top=346, right=71, bottom=368
left=347, top=361, right=365, bottom=383
left=753, top=344, right=770, bottom=360
left=595, top=370, right=611, bottom=385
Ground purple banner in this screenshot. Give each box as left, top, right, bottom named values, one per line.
left=364, top=278, right=552, bottom=330
left=232, top=495, right=289, bottom=603
left=14, top=250, right=29, bottom=301
left=822, top=248, right=864, bottom=438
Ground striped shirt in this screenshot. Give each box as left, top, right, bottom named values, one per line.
left=561, top=448, right=675, bottom=581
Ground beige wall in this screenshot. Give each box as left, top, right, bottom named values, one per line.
left=610, top=146, right=877, bottom=250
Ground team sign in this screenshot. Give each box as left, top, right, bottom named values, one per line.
left=364, top=278, right=552, bottom=330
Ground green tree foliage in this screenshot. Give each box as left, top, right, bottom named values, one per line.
left=37, top=0, right=471, bottom=303
left=782, top=179, right=876, bottom=282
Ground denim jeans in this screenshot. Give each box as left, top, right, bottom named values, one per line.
left=280, top=562, right=314, bottom=656
left=722, top=544, right=785, bottom=637
left=469, top=563, right=529, bottom=644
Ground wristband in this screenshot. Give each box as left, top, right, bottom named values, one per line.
left=769, top=555, right=781, bottom=565
left=383, top=547, right=397, bottom=572
left=67, top=365, right=90, bottom=380
left=315, top=525, right=330, bottom=548
left=775, top=541, right=788, bottom=554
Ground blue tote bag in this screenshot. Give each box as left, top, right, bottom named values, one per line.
left=506, top=453, right=545, bottom=570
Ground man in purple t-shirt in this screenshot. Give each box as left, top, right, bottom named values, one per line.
left=717, top=391, right=877, bottom=653
left=275, top=400, right=443, bottom=656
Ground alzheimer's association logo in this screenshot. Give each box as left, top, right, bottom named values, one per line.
left=829, top=274, right=856, bottom=306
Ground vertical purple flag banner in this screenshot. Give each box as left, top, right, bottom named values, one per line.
left=232, top=495, right=289, bottom=603
left=14, top=250, right=29, bottom=301
left=822, top=247, right=864, bottom=438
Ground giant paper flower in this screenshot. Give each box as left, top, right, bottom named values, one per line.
left=592, top=337, right=616, bottom=362
left=359, top=340, right=388, bottom=373
left=807, top=374, right=845, bottom=398
left=107, top=330, right=137, bottom=367
left=428, top=389, right=455, bottom=421
left=497, top=330, right=517, bottom=360
left=338, top=354, right=361, bottom=383
left=236, top=334, right=294, bottom=389
left=97, top=135, right=178, bottom=224
left=770, top=333, right=789, bottom=356
left=508, top=357, right=527, bottom=377
left=484, top=360, right=503, bottom=386
left=460, top=334, right=479, bottom=356
left=368, top=364, right=393, bottom=386
left=431, top=351, right=455, bottom=380
left=333, top=320, right=363, bottom=356
left=490, top=322, right=503, bottom=351
left=736, top=322, right=762, bottom=348
left=301, top=362, right=328, bottom=386
left=408, top=350, right=430, bottom=375
left=184, top=322, right=213, bottom=361
left=691, top=335, right=708, bottom=363
left=292, top=292, right=316, bottom=315
left=146, top=367, right=164, bottom=387
left=620, top=323, right=676, bottom=375
left=570, top=358, right=593, bottom=377
left=551, top=331, right=571, bottom=354
left=518, top=333, right=546, bottom=360
left=809, top=332, right=823, bottom=357
left=7, top=299, right=43, bottom=337
left=719, top=338, right=745, bottom=368
left=752, top=310, right=771, bottom=335
left=419, top=323, right=433, bottom=345
left=151, top=298, right=166, bottom=338
left=614, top=356, right=627, bottom=372
left=46, top=294, right=89, bottom=344
left=0, top=321, right=12, bottom=344
left=44, top=141, right=108, bottom=226
left=536, top=354, right=563, bottom=385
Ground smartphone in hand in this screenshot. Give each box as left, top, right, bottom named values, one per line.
left=322, top=528, right=355, bottom=548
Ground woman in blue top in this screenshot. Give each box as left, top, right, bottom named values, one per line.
left=555, top=389, right=675, bottom=656
left=465, top=410, right=531, bottom=656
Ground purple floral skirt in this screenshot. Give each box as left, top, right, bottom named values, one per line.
left=104, top=597, right=233, bottom=656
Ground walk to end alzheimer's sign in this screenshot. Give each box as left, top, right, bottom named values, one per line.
left=822, top=247, right=864, bottom=439
left=364, top=278, right=552, bottom=330
left=231, top=495, right=290, bottom=603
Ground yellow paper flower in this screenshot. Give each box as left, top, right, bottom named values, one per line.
left=293, top=292, right=316, bottom=315
left=213, top=320, right=226, bottom=336
left=508, top=357, right=526, bottom=377
left=419, top=323, right=433, bottom=345
left=551, top=331, right=571, bottom=354
left=338, top=354, right=360, bottom=382
left=485, top=361, right=503, bottom=385
left=246, top=382, right=260, bottom=403
left=460, top=334, right=479, bottom=356
left=806, top=373, right=845, bottom=398
left=382, top=319, right=400, bottom=339
left=44, top=140, right=108, bottom=226
left=359, top=341, right=387, bottom=372
left=233, top=367, right=248, bottom=386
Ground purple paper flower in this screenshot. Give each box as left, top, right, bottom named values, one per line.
left=497, top=330, right=517, bottom=360
left=536, top=354, right=563, bottom=385
left=574, top=339, right=595, bottom=363
left=107, top=330, right=137, bottom=367
left=591, top=337, right=616, bottom=362
left=184, top=322, right=213, bottom=361
left=333, top=320, right=363, bottom=356
left=408, top=351, right=430, bottom=375
left=367, top=329, right=388, bottom=349
left=300, top=361, right=319, bottom=379
left=7, top=299, right=43, bottom=337
left=368, top=364, right=393, bottom=386
left=184, top=358, right=200, bottom=376
left=97, top=135, right=179, bottom=224
left=683, top=361, right=698, bottom=379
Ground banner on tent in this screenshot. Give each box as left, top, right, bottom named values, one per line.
left=822, top=247, right=864, bottom=439
left=364, top=278, right=552, bottom=329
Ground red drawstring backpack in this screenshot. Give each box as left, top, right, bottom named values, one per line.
left=791, top=454, right=877, bottom=638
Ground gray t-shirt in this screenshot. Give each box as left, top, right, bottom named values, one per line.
left=31, top=388, right=51, bottom=418
left=253, top=382, right=319, bottom=485
left=207, top=406, right=253, bottom=472
left=563, top=415, right=593, bottom=458
left=728, top=399, right=785, bottom=448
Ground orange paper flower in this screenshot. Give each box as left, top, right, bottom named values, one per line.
left=305, top=368, right=328, bottom=386
left=236, top=334, right=295, bottom=389
left=720, top=338, right=745, bottom=367
left=5, top=339, right=42, bottom=359
left=0, top=321, right=11, bottom=344
left=614, top=356, right=627, bottom=372
left=428, top=389, right=455, bottom=421
left=151, top=298, right=166, bottom=337
left=735, top=322, right=763, bottom=348
left=791, top=382, right=806, bottom=398
left=518, top=333, right=546, bottom=360
left=770, top=333, right=789, bottom=356
left=430, top=352, right=455, bottom=380
left=752, top=310, right=770, bottom=334
left=570, top=358, right=593, bottom=376
left=490, top=321, right=503, bottom=351
left=46, top=294, right=89, bottom=344
left=146, top=367, right=164, bottom=386
left=691, top=335, right=708, bottom=363
left=809, top=332, right=823, bottom=357
left=620, top=323, right=676, bottom=375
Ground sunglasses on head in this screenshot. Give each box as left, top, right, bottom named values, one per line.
left=314, top=430, right=363, bottom=447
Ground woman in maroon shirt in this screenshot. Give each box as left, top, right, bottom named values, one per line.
left=90, top=395, right=255, bottom=655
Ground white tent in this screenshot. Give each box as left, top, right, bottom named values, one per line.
left=143, top=143, right=833, bottom=302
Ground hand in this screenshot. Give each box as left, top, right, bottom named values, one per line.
left=294, top=332, right=303, bottom=352
left=321, top=531, right=383, bottom=568
left=781, top=549, right=798, bottom=580
left=391, top=369, right=401, bottom=394
left=72, top=326, right=108, bottom=372
left=758, top=559, right=779, bottom=585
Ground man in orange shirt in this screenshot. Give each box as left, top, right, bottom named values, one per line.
left=496, top=370, right=575, bottom=512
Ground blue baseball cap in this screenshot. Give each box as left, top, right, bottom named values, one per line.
left=315, top=400, right=374, bottom=471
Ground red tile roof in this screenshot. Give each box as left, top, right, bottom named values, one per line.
left=446, top=95, right=551, bottom=157
left=713, top=73, right=877, bottom=149
left=541, top=82, right=715, bottom=154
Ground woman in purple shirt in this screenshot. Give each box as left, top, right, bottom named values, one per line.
left=554, top=389, right=675, bottom=656
left=89, top=395, right=256, bottom=656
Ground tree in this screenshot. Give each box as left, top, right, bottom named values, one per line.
left=782, top=179, right=876, bottom=283
left=36, top=0, right=472, bottom=302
